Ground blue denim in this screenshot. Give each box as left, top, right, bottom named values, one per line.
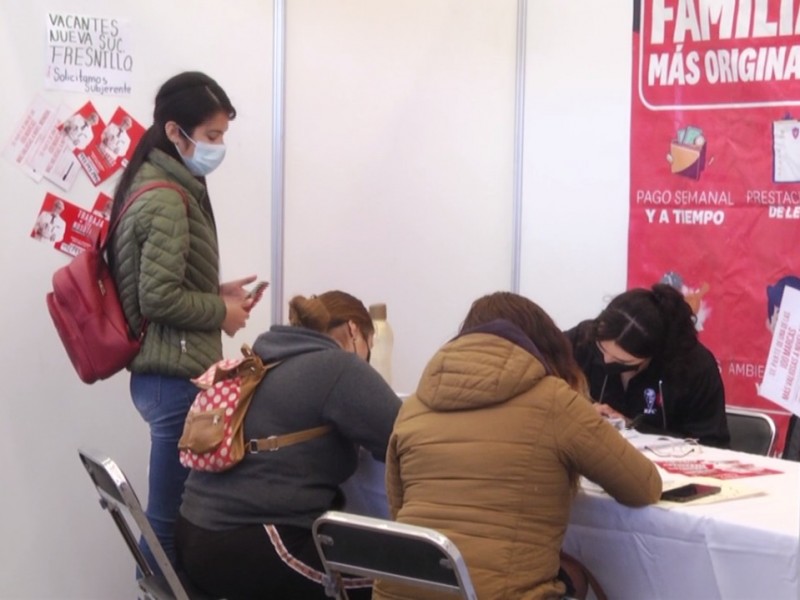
left=131, top=373, right=199, bottom=573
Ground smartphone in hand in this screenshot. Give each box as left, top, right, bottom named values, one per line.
left=245, top=281, right=269, bottom=310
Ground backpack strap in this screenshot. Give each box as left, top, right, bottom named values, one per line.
left=246, top=424, right=334, bottom=454
left=103, top=181, right=188, bottom=251
left=239, top=343, right=334, bottom=454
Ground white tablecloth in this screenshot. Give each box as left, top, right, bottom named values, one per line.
left=563, top=432, right=800, bottom=600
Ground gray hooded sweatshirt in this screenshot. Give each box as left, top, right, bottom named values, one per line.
left=180, top=325, right=402, bottom=530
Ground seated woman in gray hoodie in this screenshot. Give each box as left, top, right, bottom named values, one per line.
left=177, top=291, right=402, bottom=600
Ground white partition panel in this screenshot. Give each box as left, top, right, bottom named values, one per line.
left=282, top=0, right=518, bottom=393
left=0, top=1, right=271, bottom=597
left=520, top=2, right=635, bottom=328
left=0, top=0, right=643, bottom=597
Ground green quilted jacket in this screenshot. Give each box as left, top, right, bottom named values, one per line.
left=109, top=148, right=226, bottom=378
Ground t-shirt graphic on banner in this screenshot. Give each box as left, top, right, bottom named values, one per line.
left=661, top=271, right=711, bottom=331
left=773, top=119, right=800, bottom=183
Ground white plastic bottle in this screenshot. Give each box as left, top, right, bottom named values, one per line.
left=369, top=303, right=394, bottom=387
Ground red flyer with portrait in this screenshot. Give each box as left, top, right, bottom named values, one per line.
left=59, top=100, right=113, bottom=186
left=97, top=106, right=144, bottom=174
left=31, top=193, right=107, bottom=257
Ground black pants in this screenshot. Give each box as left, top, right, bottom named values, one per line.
left=176, top=515, right=372, bottom=600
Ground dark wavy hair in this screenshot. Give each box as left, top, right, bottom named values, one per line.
left=460, top=292, right=587, bottom=394
left=593, top=283, right=698, bottom=372
left=110, top=71, right=236, bottom=224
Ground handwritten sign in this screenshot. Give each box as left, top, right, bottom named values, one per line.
left=45, top=12, right=133, bottom=96
left=759, top=286, right=800, bottom=417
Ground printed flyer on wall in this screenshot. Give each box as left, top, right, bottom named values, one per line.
left=1, top=96, right=80, bottom=190
left=30, top=193, right=107, bottom=257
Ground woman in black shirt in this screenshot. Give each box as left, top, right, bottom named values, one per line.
left=565, top=284, right=730, bottom=448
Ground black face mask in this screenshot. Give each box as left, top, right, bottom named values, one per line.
left=602, top=361, right=641, bottom=376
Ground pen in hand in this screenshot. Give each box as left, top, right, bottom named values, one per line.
left=626, top=414, right=645, bottom=430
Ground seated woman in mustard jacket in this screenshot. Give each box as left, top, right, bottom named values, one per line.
left=374, top=292, right=662, bottom=600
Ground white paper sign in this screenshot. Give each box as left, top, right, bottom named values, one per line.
left=33, top=104, right=81, bottom=191
left=759, top=286, right=800, bottom=417
left=45, top=12, right=133, bottom=96
left=1, top=96, right=57, bottom=182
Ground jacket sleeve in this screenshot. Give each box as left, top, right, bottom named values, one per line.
left=666, top=346, right=729, bottom=448
left=322, top=355, right=402, bottom=461
left=555, top=386, right=662, bottom=506
left=136, top=190, right=226, bottom=330
left=385, top=432, right=403, bottom=519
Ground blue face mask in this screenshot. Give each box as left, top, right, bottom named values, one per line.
left=177, top=127, right=226, bottom=176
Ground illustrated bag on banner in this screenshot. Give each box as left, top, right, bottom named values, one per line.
left=668, top=125, right=706, bottom=180
left=773, top=119, right=800, bottom=183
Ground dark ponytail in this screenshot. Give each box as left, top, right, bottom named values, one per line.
left=594, top=283, right=698, bottom=375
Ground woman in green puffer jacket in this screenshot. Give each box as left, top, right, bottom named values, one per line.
left=107, top=71, right=257, bottom=572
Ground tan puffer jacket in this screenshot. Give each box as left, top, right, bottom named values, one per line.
left=110, top=149, right=226, bottom=378
left=374, top=329, right=662, bottom=600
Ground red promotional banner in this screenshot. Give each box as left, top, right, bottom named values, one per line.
left=630, top=0, right=800, bottom=453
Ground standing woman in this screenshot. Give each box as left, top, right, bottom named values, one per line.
left=565, top=283, right=729, bottom=447
left=108, top=71, right=255, bottom=568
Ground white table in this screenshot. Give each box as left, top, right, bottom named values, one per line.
left=563, top=432, right=800, bottom=600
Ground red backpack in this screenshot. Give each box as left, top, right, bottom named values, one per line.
left=46, top=182, right=186, bottom=384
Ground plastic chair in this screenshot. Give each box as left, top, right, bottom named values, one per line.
left=78, top=448, right=215, bottom=600
left=312, top=511, right=477, bottom=599
left=725, top=407, right=777, bottom=456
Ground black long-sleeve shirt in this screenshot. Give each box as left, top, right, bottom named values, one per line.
left=565, top=320, right=730, bottom=448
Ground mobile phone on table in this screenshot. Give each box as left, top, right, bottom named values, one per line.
left=660, top=483, right=721, bottom=503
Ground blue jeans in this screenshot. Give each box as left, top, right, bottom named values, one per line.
left=131, top=373, right=199, bottom=573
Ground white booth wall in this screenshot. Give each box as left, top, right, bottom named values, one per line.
left=0, top=1, right=632, bottom=598
left=0, top=1, right=272, bottom=598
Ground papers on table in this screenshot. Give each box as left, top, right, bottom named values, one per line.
left=579, top=431, right=780, bottom=506
left=655, top=459, right=783, bottom=480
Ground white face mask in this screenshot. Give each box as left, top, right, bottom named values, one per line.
left=177, top=127, right=226, bottom=176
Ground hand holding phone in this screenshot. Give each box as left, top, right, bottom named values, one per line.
left=245, top=281, right=269, bottom=310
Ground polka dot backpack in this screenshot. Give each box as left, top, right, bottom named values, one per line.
left=178, top=345, right=275, bottom=472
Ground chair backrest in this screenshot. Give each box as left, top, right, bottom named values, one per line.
left=725, top=407, right=777, bottom=456
left=77, top=448, right=191, bottom=600
left=312, top=511, right=477, bottom=600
